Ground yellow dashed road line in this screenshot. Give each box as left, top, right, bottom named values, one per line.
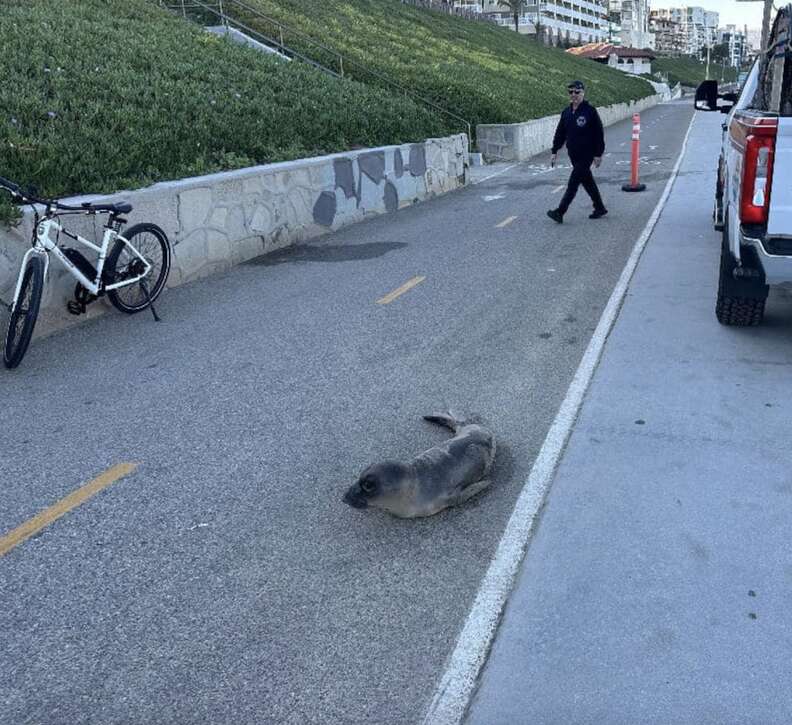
left=0, top=463, right=138, bottom=557
left=377, top=276, right=426, bottom=304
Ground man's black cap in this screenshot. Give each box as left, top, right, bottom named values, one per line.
left=567, top=80, right=585, bottom=90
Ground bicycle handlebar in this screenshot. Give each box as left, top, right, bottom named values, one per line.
left=0, top=176, right=107, bottom=212
left=0, top=175, right=53, bottom=207
left=0, top=176, right=22, bottom=197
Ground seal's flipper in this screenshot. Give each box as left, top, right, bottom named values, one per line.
left=455, top=479, right=492, bottom=505
left=423, top=412, right=461, bottom=431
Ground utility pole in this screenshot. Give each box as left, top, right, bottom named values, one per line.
left=706, top=41, right=710, bottom=79
left=760, top=0, right=773, bottom=52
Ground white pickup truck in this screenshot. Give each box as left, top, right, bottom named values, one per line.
left=696, top=4, right=792, bottom=326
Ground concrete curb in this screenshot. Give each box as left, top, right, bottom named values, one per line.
left=0, top=133, right=468, bottom=339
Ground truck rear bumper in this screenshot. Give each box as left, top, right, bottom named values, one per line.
left=740, top=231, right=792, bottom=285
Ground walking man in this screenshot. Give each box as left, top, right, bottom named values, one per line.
left=547, top=80, right=607, bottom=223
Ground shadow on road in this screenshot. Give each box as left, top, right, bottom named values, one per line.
left=248, top=241, right=408, bottom=266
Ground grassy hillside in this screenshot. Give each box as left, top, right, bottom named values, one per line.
left=0, top=0, right=445, bottom=224
left=227, top=0, right=655, bottom=127
left=652, top=56, right=739, bottom=87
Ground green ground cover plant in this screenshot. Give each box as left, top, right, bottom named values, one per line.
left=0, top=0, right=446, bottom=224
left=219, top=0, right=655, bottom=128
left=652, top=56, right=739, bottom=88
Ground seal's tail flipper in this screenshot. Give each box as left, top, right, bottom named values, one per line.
left=423, top=412, right=462, bottom=432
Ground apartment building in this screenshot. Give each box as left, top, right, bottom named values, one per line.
left=452, top=0, right=503, bottom=16
left=718, top=24, right=747, bottom=67
left=608, top=0, right=655, bottom=49
left=454, top=0, right=609, bottom=45
left=649, top=16, right=686, bottom=55
left=650, top=6, right=718, bottom=56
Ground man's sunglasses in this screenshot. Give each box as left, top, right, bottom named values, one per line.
left=568, top=89, right=583, bottom=95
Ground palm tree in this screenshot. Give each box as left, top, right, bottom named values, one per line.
left=498, top=0, right=526, bottom=35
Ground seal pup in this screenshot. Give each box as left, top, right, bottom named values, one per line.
left=342, top=413, right=496, bottom=518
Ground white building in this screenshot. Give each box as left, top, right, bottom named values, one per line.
left=718, top=24, right=747, bottom=67
left=650, top=6, right=718, bottom=56
left=649, top=14, right=686, bottom=55
left=746, top=28, right=762, bottom=52
left=609, top=0, right=655, bottom=49
left=454, top=0, right=609, bottom=46
left=704, top=11, right=719, bottom=44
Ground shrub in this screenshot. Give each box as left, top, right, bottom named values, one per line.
left=230, top=0, right=655, bottom=127
left=0, top=0, right=446, bottom=225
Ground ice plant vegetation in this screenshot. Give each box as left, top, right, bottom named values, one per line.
left=0, top=0, right=444, bottom=224
left=0, top=0, right=655, bottom=225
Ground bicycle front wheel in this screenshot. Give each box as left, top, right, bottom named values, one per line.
left=3, top=254, right=45, bottom=369
left=106, top=223, right=171, bottom=314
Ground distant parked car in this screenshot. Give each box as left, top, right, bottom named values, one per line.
left=694, top=5, right=792, bottom=326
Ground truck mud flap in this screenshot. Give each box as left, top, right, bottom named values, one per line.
left=724, top=245, right=769, bottom=300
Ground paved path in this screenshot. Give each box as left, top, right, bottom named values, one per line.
left=0, top=101, right=693, bottom=724
left=466, top=108, right=792, bottom=724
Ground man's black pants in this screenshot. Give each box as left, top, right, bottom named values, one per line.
left=558, top=156, right=605, bottom=215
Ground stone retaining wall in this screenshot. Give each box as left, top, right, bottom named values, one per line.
left=0, top=134, right=468, bottom=338
left=476, top=92, right=671, bottom=163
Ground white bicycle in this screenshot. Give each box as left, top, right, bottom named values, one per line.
left=0, top=176, right=171, bottom=369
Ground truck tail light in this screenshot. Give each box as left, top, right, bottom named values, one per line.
left=740, top=122, right=777, bottom=225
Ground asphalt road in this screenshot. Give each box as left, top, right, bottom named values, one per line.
left=0, top=100, right=694, bottom=724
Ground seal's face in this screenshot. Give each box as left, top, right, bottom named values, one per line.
left=343, top=460, right=412, bottom=514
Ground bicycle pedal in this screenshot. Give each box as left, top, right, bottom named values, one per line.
left=66, top=300, right=86, bottom=315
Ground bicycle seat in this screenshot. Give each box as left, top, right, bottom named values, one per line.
left=80, top=200, right=133, bottom=214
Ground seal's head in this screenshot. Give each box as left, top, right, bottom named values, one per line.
left=343, top=460, right=413, bottom=514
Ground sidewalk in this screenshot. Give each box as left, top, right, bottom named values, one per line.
left=465, top=111, right=792, bottom=723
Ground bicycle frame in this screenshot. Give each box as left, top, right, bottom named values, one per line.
left=10, top=216, right=152, bottom=312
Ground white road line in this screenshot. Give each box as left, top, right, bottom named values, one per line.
left=495, top=215, right=518, bottom=228
left=420, top=111, right=697, bottom=725
left=483, top=194, right=506, bottom=202
left=551, top=185, right=565, bottom=194
left=471, top=164, right=517, bottom=185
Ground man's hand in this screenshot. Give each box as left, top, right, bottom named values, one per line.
left=550, top=153, right=557, bottom=168
left=593, top=157, right=602, bottom=168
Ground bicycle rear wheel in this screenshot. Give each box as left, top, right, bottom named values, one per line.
left=3, top=254, right=45, bottom=369
left=106, top=223, right=171, bottom=314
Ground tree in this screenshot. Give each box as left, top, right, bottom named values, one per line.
left=710, top=41, right=730, bottom=63
left=498, top=0, right=526, bottom=35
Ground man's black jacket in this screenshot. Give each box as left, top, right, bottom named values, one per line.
left=551, top=100, right=605, bottom=161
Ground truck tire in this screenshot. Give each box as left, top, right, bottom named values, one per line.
left=715, top=222, right=767, bottom=326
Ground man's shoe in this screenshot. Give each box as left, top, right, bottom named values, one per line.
left=589, top=208, right=608, bottom=219
left=547, top=209, right=563, bottom=224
